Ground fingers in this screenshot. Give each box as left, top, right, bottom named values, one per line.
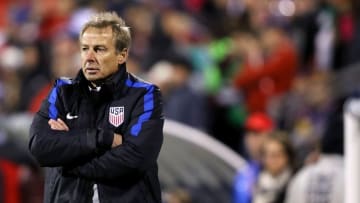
left=48, top=119, right=69, bottom=131
left=48, top=119, right=61, bottom=130
left=112, top=133, right=123, bottom=148
left=57, top=118, right=69, bottom=131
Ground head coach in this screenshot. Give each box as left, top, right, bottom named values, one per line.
left=28, top=11, right=164, bottom=203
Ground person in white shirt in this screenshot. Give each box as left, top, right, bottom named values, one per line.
left=285, top=104, right=344, bottom=203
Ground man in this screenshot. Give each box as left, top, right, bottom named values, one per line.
left=234, top=112, right=274, bottom=203
left=29, top=12, right=164, bottom=203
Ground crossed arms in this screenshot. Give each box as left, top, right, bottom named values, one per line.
left=29, top=85, right=164, bottom=181
left=48, top=118, right=123, bottom=148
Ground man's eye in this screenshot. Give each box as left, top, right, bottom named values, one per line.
left=81, top=47, right=88, bottom=51
left=95, top=47, right=106, bottom=52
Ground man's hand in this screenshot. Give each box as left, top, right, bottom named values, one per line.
left=48, top=118, right=69, bottom=131
left=49, top=118, right=121, bottom=148
left=112, top=133, right=122, bottom=148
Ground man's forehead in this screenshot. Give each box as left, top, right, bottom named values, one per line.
left=81, top=27, right=114, bottom=41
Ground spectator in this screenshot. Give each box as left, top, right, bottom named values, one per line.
left=0, top=158, right=21, bottom=203
left=285, top=99, right=344, bottom=203
left=27, top=32, right=80, bottom=113
left=292, top=0, right=360, bottom=71
left=328, top=0, right=360, bottom=70
left=273, top=71, right=334, bottom=166
left=17, top=44, right=48, bottom=112
left=0, top=130, right=43, bottom=203
left=233, top=27, right=298, bottom=113
left=157, top=55, right=210, bottom=131
left=233, top=112, right=274, bottom=203
left=0, top=45, right=24, bottom=113
left=253, top=131, right=294, bottom=203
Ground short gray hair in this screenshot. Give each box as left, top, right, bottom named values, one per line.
left=80, top=11, right=131, bottom=52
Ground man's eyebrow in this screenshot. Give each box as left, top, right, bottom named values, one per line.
left=94, top=45, right=106, bottom=48
left=80, top=44, right=107, bottom=47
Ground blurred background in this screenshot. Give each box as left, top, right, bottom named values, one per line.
left=0, top=0, right=359, bottom=202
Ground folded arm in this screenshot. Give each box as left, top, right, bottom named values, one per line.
left=63, top=85, right=164, bottom=181
left=28, top=81, right=115, bottom=167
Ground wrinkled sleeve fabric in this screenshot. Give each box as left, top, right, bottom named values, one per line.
left=64, top=85, right=164, bottom=181
left=29, top=79, right=98, bottom=167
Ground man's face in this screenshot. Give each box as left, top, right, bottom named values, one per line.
left=80, top=26, right=122, bottom=82
left=245, top=131, right=268, bottom=161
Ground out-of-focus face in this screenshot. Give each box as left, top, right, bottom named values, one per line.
left=80, top=26, right=126, bottom=83
left=327, top=0, right=350, bottom=8
left=263, top=139, right=289, bottom=176
left=245, top=131, right=269, bottom=161
left=52, top=36, right=79, bottom=78
left=260, top=28, right=282, bottom=53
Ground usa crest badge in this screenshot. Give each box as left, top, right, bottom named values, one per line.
left=109, top=106, right=124, bottom=127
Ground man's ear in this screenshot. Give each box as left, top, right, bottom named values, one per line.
left=117, top=48, right=128, bottom=64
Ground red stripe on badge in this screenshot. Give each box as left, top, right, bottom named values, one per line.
left=109, top=107, right=124, bottom=127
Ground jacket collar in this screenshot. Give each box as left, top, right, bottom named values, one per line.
left=74, top=63, right=128, bottom=100
left=75, top=63, right=127, bottom=91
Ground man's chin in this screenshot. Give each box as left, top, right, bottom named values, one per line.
left=86, top=76, right=107, bottom=86
left=84, top=74, right=101, bottom=81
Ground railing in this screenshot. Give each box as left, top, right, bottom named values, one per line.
left=344, top=99, right=360, bottom=203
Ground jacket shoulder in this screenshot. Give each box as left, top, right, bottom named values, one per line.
left=125, top=74, right=160, bottom=93
left=52, top=77, right=77, bottom=97
left=55, top=77, right=74, bottom=87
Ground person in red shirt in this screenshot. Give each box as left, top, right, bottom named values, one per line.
left=0, top=159, right=21, bottom=203
left=233, top=27, right=298, bottom=113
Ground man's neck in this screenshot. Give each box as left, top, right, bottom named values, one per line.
left=88, top=84, right=102, bottom=92
left=88, top=75, right=112, bottom=89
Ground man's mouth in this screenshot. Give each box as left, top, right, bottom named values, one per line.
left=85, top=67, right=100, bottom=74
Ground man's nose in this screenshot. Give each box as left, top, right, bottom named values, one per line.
left=85, top=50, right=96, bottom=61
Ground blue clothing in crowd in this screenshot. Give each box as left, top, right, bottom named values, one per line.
left=233, top=161, right=261, bottom=203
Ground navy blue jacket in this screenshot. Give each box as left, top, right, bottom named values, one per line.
left=29, top=64, right=164, bottom=203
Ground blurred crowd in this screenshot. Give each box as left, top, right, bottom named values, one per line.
left=0, top=0, right=359, bottom=202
